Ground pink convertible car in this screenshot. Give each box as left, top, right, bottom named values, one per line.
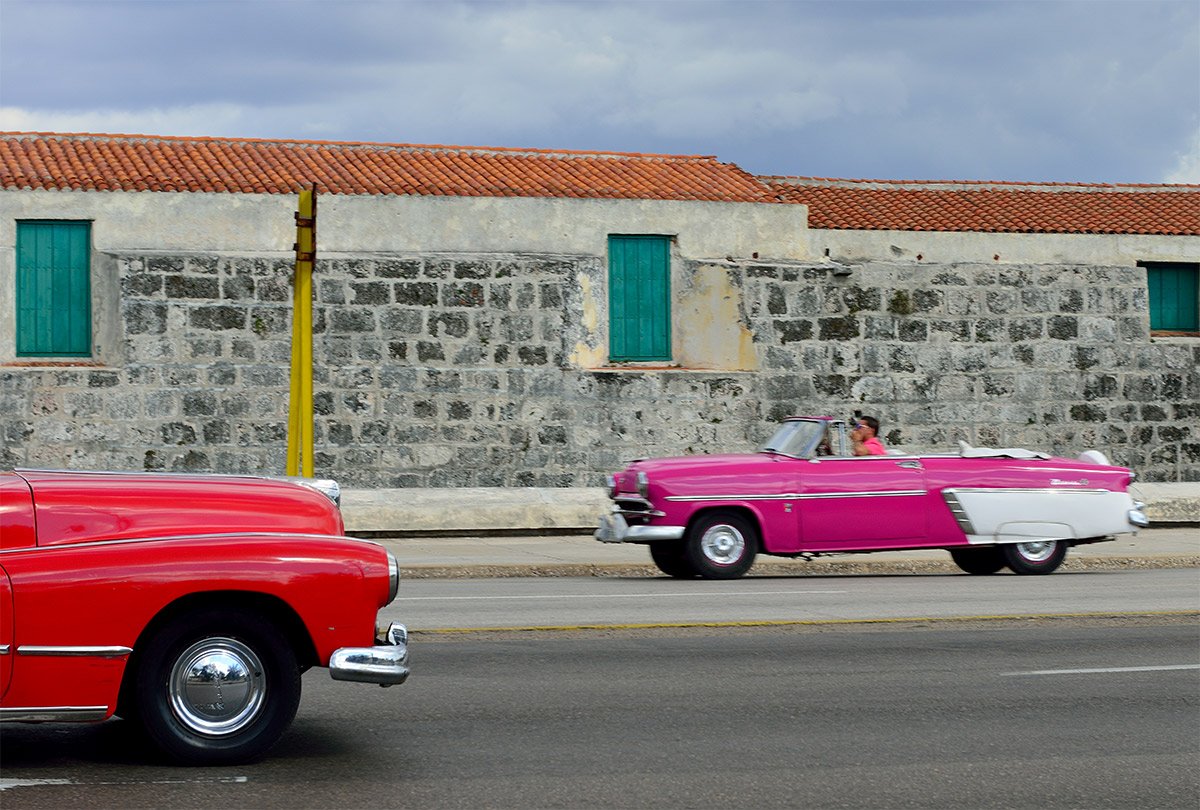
left=595, top=416, right=1148, bottom=579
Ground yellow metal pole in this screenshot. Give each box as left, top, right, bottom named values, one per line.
left=298, top=251, right=313, bottom=477
left=287, top=185, right=316, bottom=476
left=286, top=274, right=302, bottom=476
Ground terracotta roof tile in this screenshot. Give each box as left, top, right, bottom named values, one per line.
left=3, top=133, right=1196, bottom=236
left=763, top=176, right=1200, bottom=236
left=0, top=131, right=773, bottom=204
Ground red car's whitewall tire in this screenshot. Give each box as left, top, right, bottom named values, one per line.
left=134, top=609, right=301, bottom=765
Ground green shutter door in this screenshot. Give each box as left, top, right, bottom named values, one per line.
left=1146, top=263, right=1199, bottom=332
left=609, top=235, right=670, bottom=361
left=16, top=221, right=91, bottom=356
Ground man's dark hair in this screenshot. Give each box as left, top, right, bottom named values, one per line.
left=860, top=415, right=880, bottom=434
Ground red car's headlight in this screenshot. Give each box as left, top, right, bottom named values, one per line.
left=386, top=551, right=400, bottom=605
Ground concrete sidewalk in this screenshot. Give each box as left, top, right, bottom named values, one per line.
left=371, top=527, right=1199, bottom=578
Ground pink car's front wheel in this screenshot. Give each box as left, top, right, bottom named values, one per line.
left=949, top=546, right=1005, bottom=575
left=684, top=511, right=759, bottom=579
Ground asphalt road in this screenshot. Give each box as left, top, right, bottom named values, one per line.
left=3, top=569, right=1198, bottom=807
left=1, top=620, right=1197, bottom=809
left=383, top=568, right=1200, bottom=630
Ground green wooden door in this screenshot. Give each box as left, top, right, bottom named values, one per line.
left=16, top=221, right=92, bottom=357
left=609, top=235, right=671, bottom=361
left=1146, top=262, right=1199, bottom=332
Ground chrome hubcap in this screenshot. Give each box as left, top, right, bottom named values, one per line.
left=1015, top=541, right=1057, bottom=563
left=169, top=637, right=266, bottom=737
left=700, top=524, right=746, bottom=565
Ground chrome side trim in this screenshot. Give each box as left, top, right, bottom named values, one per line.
left=18, top=645, right=132, bottom=658
left=665, top=490, right=927, bottom=502
left=943, top=487, right=1113, bottom=496
left=0, top=530, right=360, bottom=555
left=941, top=490, right=977, bottom=535
left=0, top=644, right=9, bottom=655
left=0, top=706, right=110, bottom=722
left=665, top=494, right=787, bottom=502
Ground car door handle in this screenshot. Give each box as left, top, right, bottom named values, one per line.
left=896, top=460, right=922, bottom=469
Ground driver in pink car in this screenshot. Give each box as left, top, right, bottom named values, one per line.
left=852, top=415, right=887, bottom=456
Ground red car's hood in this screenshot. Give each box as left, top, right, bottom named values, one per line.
left=15, top=470, right=344, bottom=547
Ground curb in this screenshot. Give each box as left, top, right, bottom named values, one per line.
left=398, top=555, right=1200, bottom=579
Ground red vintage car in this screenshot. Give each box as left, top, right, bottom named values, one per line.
left=0, top=469, right=409, bottom=765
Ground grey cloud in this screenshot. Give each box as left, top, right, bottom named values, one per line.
left=1, top=0, right=1195, bottom=182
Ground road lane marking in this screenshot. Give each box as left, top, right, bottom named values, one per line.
left=0, top=780, right=73, bottom=791
left=0, top=777, right=248, bottom=791
left=396, top=589, right=847, bottom=601
left=409, top=610, right=1200, bottom=634
left=1002, top=664, right=1200, bottom=676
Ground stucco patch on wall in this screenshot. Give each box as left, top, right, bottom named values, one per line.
left=675, top=263, right=757, bottom=371
left=568, top=271, right=606, bottom=368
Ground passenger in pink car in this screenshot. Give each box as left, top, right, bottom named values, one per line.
left=851, top=415, right=887, bottom=456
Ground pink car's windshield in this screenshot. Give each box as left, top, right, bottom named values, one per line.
left=758, top=420, right=826, bottom=458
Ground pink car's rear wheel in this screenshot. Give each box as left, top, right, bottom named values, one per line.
left=1002, top=540, right=1068, bottom=574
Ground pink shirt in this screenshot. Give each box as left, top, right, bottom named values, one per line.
left=861, top=436, right=887, bottom=456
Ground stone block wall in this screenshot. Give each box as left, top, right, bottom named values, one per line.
left=734, top=261, right=1198, bottom=480
left=1, top=252, right=1196, bottom=484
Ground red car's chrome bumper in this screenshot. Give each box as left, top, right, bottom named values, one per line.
left=329, top=622, right=410, bottom=687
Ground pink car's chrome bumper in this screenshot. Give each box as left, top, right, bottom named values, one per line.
left=595, top=512, right=685, bottom=543
left=1129, top=501, right=1149, bottom=528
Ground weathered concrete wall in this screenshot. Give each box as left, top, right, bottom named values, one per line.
left=0, top=190, right=811, bottom=362
left=0, top=190, right=810, bottom=258
left=1, top=250, right=1196, bottom=483
left=810, top=229, right=1200, bottom=267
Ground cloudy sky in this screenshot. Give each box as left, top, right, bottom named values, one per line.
left=1, top=0, right=1197, bottom=183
